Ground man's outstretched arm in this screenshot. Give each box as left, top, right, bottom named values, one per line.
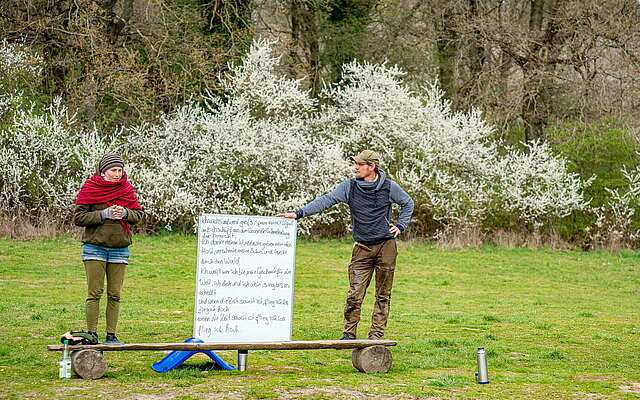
left=280, top=180, right=350, bottom=219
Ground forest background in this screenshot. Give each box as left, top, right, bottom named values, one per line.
left=1, top=0, right=640, bottom=249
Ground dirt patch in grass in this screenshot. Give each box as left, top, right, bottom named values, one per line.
left=619, top=382, right=640, bottom=393
left=262, top=365, right=305, bottom=373
left=575, top=375, right=612, bottom=382
left=123, top=391, right=244, bottom=400
left=277, top=387, right=428, bottom=399
left=53, top=382, right=246, bottom=400
left=124, top=394, right=176, bottom=400
left=571, top=393, right=608, bottom=399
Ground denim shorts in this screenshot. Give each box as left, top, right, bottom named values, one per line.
left=82, top=243, right=130, bottom=264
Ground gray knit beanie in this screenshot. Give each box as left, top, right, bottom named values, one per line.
left=98, top=153, right=125, bottom=174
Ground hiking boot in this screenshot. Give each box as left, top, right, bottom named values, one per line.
left=340, top=333, right=356, bottom=340
left=104, top=333, right=124, bottom=345
left=87, top=331, right=99, bottom=344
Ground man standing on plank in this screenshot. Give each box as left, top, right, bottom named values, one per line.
left=280, top=150, right=414, bottom=340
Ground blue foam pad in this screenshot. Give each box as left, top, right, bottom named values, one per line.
left=151, top=338, right=234, bottom=372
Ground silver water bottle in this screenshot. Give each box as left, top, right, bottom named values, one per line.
left=475, top=347, right=489, bottom=384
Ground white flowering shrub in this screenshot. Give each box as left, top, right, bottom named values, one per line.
left=495, top=140, right=592, bottom=229
left=0, top=97, right=107, bottom=222
left=320, top=62, right=590, bottom=235
left=125, top=40, right=350, bottom=231
left=403, top=86, right=500, bottom=229
left=318, top=61, right=422, bottom=159
left=220, top=39, right=318, bottom=118
left=0, top=38, right=599, bottom=243
left=0, top=40, right=43, bottom=119
left=320, top=66, right=498, bottom=230
left=0, top=39, right=42, bottom=77
left=588, top=165, right=640, bottom=249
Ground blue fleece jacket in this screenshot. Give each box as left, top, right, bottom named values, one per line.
left=296, top=170, right=414, bottom=242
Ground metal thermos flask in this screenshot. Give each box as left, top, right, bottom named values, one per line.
left=237, top=350, right=248, bottom=372
left=476, top=347, right=489, bottom=384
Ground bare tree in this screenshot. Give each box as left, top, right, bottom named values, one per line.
left=427, top=0, right=640, bottom=141
left=3, top=0, right=638, bottom=138
left=0, top=0, right=248, bottom=130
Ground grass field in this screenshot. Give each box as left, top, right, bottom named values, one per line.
left=0, top=234, right=639, bottom=399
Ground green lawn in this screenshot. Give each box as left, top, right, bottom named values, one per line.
left=0, top=234, right=639, bottom=399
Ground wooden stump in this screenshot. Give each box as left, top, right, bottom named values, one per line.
left=351, top=345, right=392, bottom=373
left=71, top=349, right=107, bottom=379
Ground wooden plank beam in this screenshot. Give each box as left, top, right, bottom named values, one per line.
left=48, top=339, right=397, bottom=352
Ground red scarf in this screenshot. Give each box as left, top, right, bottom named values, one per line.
left=75, top=172, right=142, bottom=234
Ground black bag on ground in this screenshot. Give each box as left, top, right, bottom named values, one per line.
left=60, top=331, right=99, bottom=345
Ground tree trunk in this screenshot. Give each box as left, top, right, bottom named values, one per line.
left=290, top=0, right=320, bottom=95
left=436, top=5, right=459, bottom=103
left=522, top=64, right=545, bottom=142
left=520, top=0, right=560, bottom=143
left=529, top=0, right=545, bottom=33
left=459, top=0, right=485, bottom=108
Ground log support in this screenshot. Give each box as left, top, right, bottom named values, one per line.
left=352, top=345, right=393, bottom=373
left=71, top=349, right=107, bottom=379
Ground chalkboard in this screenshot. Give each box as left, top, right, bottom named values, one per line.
left=193, top=214, right=297, bottom=343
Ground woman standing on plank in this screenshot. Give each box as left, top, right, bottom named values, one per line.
left=73, top=153, right=144, bottom=345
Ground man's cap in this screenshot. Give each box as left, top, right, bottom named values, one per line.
left=98, top=153, right=124, bottom=174
left=350, top=149, right=381, bottom=165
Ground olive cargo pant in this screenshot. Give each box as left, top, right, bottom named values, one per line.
left=84, top=260, right=126, bottom=334
left=343, top=239, right=397, bottom=339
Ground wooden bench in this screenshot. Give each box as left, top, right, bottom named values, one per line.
left=48, top=339, right=397, bottom=379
